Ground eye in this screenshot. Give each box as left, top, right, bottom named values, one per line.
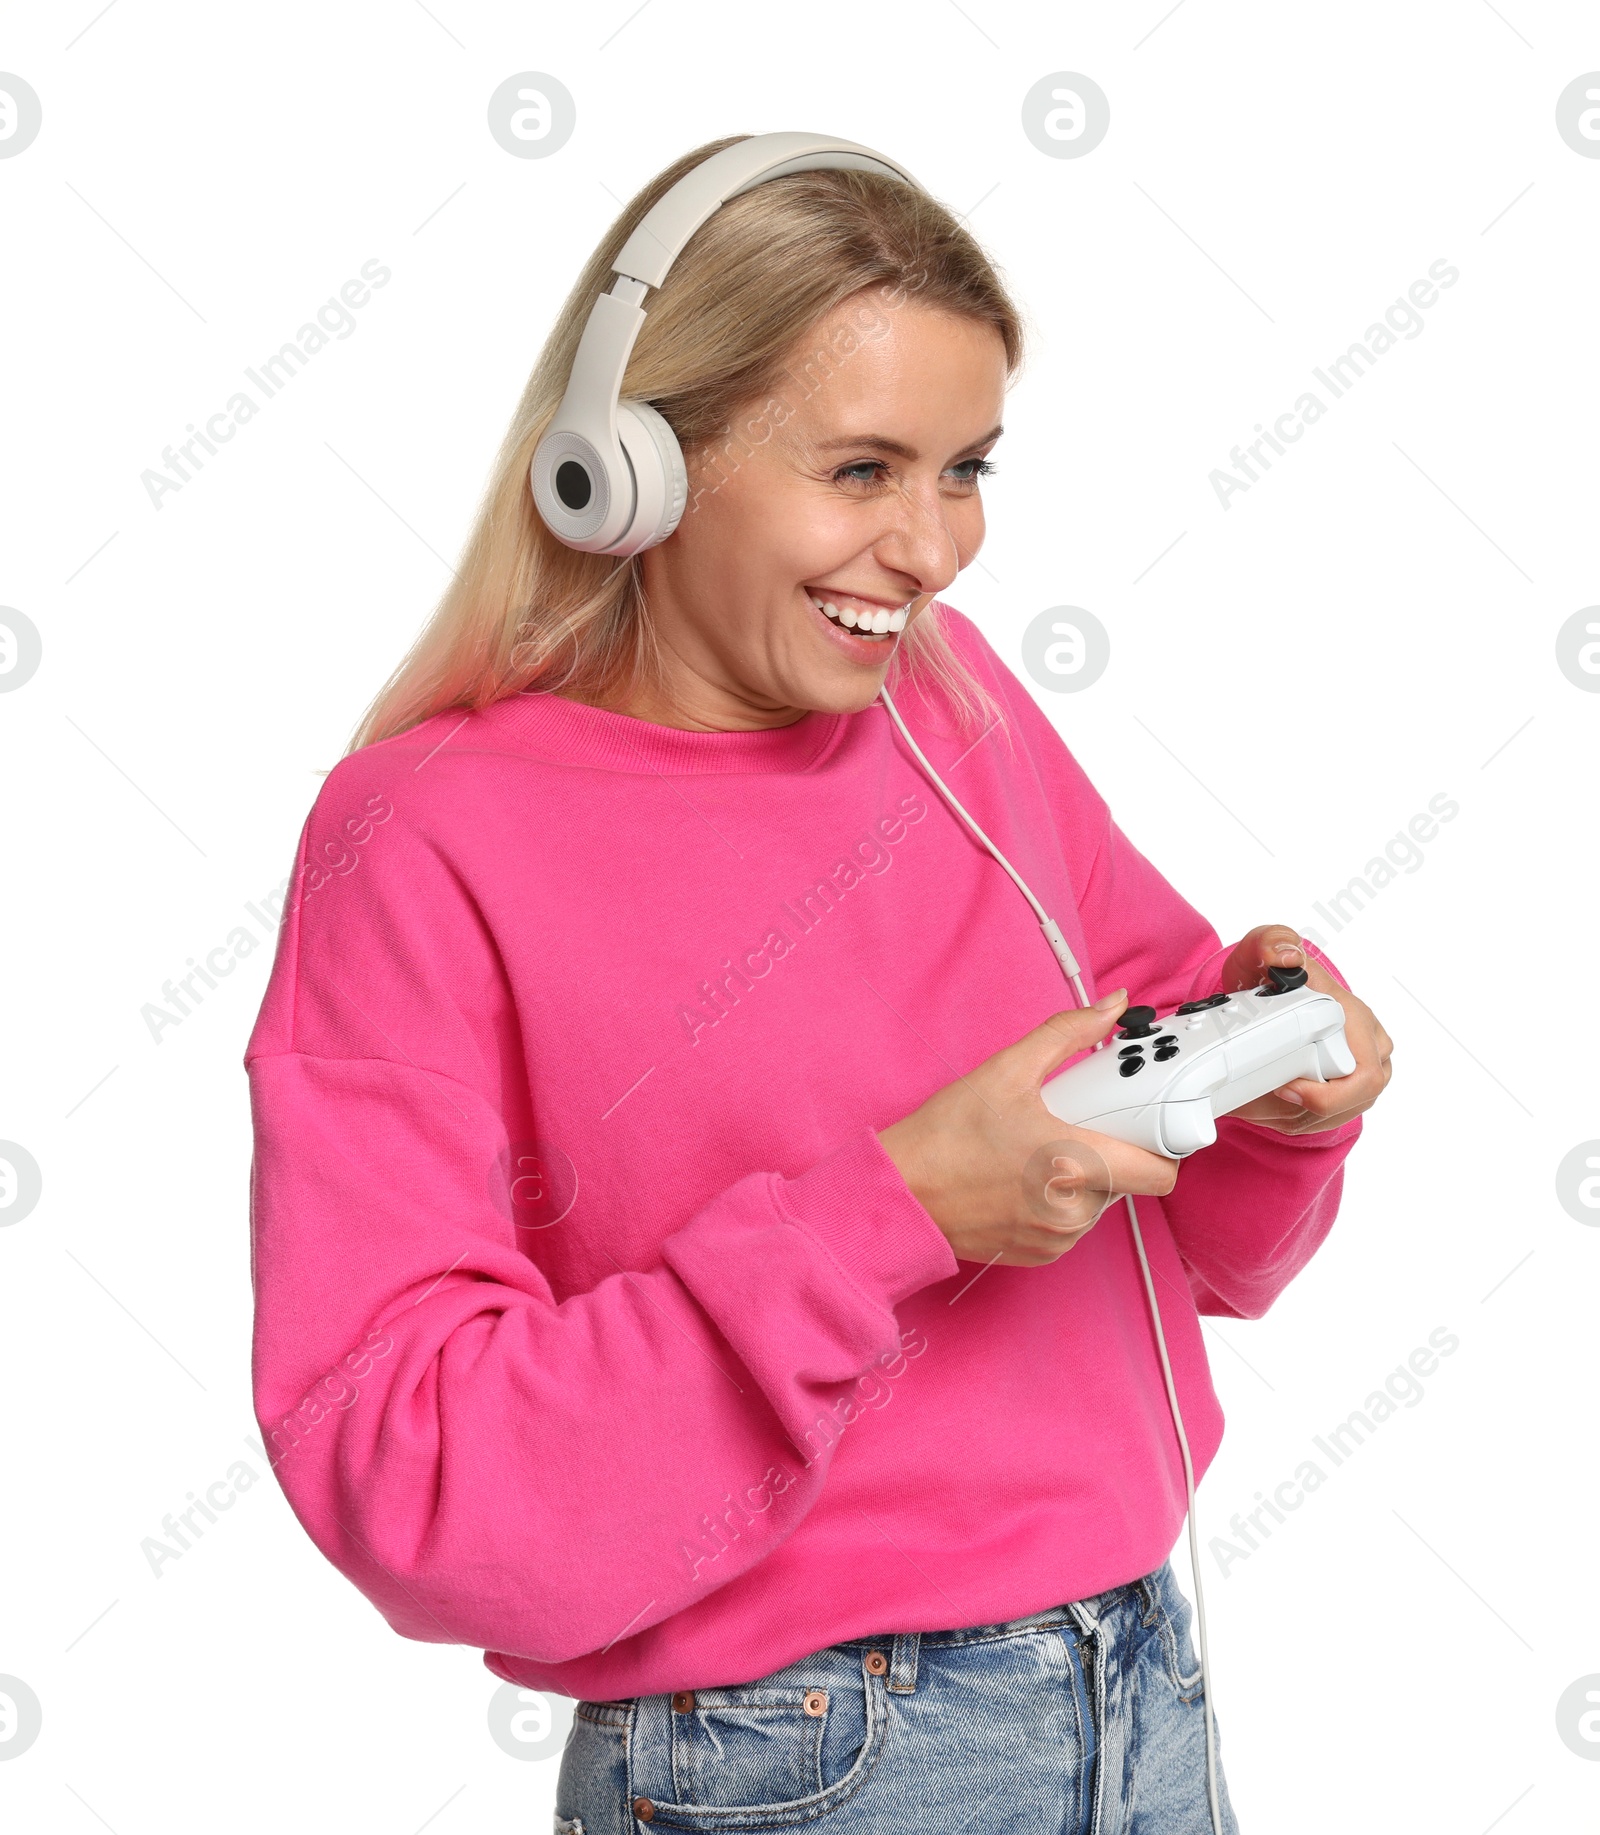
left=832, top=456, right=998, bottom=489
left=948, top=456, right=997, bottom=486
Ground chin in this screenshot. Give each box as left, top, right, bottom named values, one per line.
left=785, top=657, right=897, bottom=718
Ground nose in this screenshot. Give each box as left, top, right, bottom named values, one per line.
left=873, top=474, right=967, bottom=600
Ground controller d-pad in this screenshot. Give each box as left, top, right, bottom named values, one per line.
left=1175, top=993, right=1230, bottom=1014
left=1118, top=1056, right=1144, bottom=1077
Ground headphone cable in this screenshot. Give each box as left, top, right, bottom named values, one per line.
left=878, top=681, right=1225, bottom=1835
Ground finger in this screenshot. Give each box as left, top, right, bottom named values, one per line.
left=1229, top=1095, right=1311, bottom=1127
left=1301, top=955, right=1339, bottom=994
left=1276, top=1064, right=1383, bottom=1114
left=1277, top=1073, right=1346, bottom=1109
left=1021, top=1139, right=1116, bottom=1233
left=1027, top=1125, right=1178, bottom=1200
left=1234, top=1098, right=1355, bottom=1136
left=1256, top=924, right=1305, bottom=966
left=1089, top=1133, right=1180, bottom=1198
left=1277, top=1074, right=1383, bottom=1130
left=1288, top=1100, right=1372, bottom=1133
left=1009, top=994, right=1128, bottom=1082
left=1233, top=1071, right=1370, bottom=1129
left=1228, top=1088, right=1322, bottom=1126
left=1221, top=923, right=1304, bottom=992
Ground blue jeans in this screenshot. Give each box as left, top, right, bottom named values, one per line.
left=552, top=1558, right=1241, bottom=1833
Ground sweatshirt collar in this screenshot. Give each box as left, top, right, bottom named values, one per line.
left=471, top=686, right=851, bottom=776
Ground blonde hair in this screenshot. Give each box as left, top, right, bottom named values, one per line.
left=346, top=134, right=1028, bottom=755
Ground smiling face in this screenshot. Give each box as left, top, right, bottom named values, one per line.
left=624, top=296, right=1009, bottom=731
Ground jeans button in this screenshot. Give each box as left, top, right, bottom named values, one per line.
left=671, top=1691, right=695, bottom=1713
left=632, top=1797, right=656, bottom=1821
left=864, top=1651, right=888, bottom=1676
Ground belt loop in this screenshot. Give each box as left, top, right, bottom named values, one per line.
left=887, top=1631, right=921, bottom=1693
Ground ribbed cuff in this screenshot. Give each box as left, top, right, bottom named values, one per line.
left=773, top=1128, right=959, bottom=1308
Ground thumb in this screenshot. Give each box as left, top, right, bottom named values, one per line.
left=1010, top=989, right=1128, bottom=1084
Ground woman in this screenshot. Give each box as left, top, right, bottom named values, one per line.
left=245, top=134, right=1391, bottom=1833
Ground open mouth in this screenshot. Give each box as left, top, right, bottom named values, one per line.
left=805, top=590, right=913, bottom=645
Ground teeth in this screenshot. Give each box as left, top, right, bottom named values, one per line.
left=808, top=593, right=913, bottom=641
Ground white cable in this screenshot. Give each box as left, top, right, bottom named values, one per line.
left=877, top=686, right=1086, bottom=992
left=1121, top=1189, right=1225, bottom=1833
left=879, top=684, right=1224, bottom=1835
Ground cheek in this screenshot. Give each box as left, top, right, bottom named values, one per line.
left=947, top=496, right=987, bottom=563
left=688, top=473, right=845, bottom=592
left=780, top=504, right=869, bottom=574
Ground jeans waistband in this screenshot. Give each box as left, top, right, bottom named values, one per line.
left=579, top=1568, right=1163, bottom=1717
left=827, top=1568, right=1157, bottom=1698
left=835, top=1568, right=1154, bottom=1654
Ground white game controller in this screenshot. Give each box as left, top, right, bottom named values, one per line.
left=1040, top=966, right=1357, bottom=1158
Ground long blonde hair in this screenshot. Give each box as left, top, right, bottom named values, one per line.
left=346, top=134, right=1028, bottom=755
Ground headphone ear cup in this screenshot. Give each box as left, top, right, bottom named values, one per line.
left=530, top=425, right=615, bottom=549
left=613, top=399, right=688, bottom=555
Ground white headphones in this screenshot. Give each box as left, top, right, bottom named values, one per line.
left=529, top=132, right=928, bottom=558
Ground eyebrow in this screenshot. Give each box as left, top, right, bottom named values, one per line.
left=814, top=424, right=1004, bottom=460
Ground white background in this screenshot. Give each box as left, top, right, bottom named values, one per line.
left=2, top=2, right=1597, bottom=1830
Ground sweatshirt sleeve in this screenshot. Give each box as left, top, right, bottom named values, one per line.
left=942, top=606, right=1363, bottom=1322
left=244, top=780, right=959, bottom=1669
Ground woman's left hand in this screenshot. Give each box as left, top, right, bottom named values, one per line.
left=1218, top=924, right=1393, bottom=1135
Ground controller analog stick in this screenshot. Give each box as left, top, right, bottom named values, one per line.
left=1259, top=964, right=1309, bottom=996
left=1117, top=1005, right=1159, bottom=1039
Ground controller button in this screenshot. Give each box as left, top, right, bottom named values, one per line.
left=1154, top=1045, right=1179, bottom=1061
left=1118, top=1057, right=1145, bottom=1077
left=1258, top=964, right=1309, bottom=996
left=1117, top=1045, right=1145, bottom=1059
left=1117, top=1005, right=1159, bottom=1039
left=1154, top=1033, right=1176, bottom=1045
left=1184, top=1016, right=1205, bottom=1031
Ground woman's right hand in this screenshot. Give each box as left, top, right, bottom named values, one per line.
left=877, top=990, right=1180, bottom=1266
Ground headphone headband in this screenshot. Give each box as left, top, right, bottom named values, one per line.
left=530, top=132, right=929, bottom=557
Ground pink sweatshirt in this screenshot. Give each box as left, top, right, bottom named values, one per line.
left=244, top=604, right=1360, bottom=1701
